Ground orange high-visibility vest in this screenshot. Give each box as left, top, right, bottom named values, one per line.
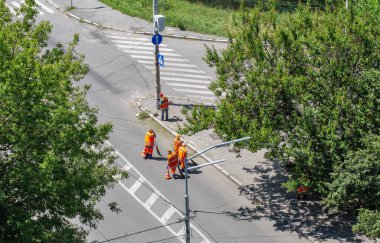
left=167, top=152, right=178, bottom=169
left=173, top=139, right=182, bottom=152
left=178, top=146, right=187, bottom=161
left=160, top=96, right=169, bottom=109
left=144, top=131, right=155, bottom=147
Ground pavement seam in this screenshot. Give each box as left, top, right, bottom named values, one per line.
left=44, top=0, right=230, bottom=43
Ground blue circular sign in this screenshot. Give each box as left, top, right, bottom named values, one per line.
left=152, top=34, right=163, bottom=45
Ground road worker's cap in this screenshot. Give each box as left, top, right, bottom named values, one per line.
left=182, top=143, right=187, bottom=147
left=176, top=134, right=181, bottom=139
left=149, top=129, right=154, bottom=133
left=160, top=93, right=163, bottom=97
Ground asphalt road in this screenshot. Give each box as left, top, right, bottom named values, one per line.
left=6, top=1, right=309, bottom=242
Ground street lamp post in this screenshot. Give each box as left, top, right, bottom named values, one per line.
left=183, top=137, right=251, bottom=242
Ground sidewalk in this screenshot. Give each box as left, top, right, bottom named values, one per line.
left=138, top=96, right=368, bottom=243
left=45, top=1, right=367, bottom=241
left=46, top=0, right=229, bottom=43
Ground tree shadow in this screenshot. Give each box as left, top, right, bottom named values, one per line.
left=231, top=160, right=365, bottom=242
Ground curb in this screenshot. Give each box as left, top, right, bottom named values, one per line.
left=136, top=96, right=244, bottom=188
left=45, top=0, right=231, bottom=43
left=137, top=96, right=315, bottom=242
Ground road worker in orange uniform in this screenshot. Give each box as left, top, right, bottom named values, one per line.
left=159, top=93, right=169, bottom=121
left=141, top=129, right=156, bottom=159
left=165, top=150, right=178, bottom=179
left=172, top=134, right=182, bottom=153
left=178, top=143, right=187, bottom=172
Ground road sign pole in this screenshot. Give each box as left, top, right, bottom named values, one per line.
left=153, top=0, right=160, bottom=110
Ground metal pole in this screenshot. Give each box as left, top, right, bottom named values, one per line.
left=346, top=0, right=348, bottom=10
left=183, top=137, right=250, bottom=242
left=153, top=0, right=161, bottom=110
left=184, top=157, right=190, bottom=243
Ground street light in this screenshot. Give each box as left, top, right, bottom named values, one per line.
left=183, top=137, right=251, bottom=242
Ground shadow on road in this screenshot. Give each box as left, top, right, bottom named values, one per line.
left=229, top=160, right=365, bottom=242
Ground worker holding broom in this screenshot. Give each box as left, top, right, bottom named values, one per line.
left=141, top=129, right=156, bottom=159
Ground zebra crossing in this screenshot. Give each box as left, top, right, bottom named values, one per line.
left=106, top=33, right=216, bottom=104
left=5, top=0, right=55, bottom=16
left=106, top=141, right=211, bottom=243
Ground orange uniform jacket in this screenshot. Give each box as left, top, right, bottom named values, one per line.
left=144, top=131, right=155, bottom=147
left=178, top=146, right=187, bottom=169
left=172, top=139, right=182, bottom=152
left=160, top=96, right=169, bottom=110
left=167, top=152, right=179, bottom=173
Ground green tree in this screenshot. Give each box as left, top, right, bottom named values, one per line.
left=0, top=0, right=126, bottom=241
left=180, top=0, right=380, bottom=237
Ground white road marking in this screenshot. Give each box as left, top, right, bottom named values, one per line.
left=111, top=40, right=167, bottom=47
left=144, top=193, right=159, bottom=208
left=160, top=207, right=176, bottom=224
left=173, top=88, right=214, bottom=95
left=108, top=35, right=148, bottom=41
left=145, top=65, right=205, bottom=74
left=137, top=60, right=196, bottom=68
left=131, top=55, right=188, bottom=62
left=11, top=2, right=21, bottom=9
left=5, top=3, right=17, bottom=15
left=118, top=182, right=184, bottom=241
left=161, top=77, right=211, bottom=84
left=167, top=83, right=209, bottom=89
left=124, top=50, right=181, bottom=57
left=118, top=45, right=174, bottom=52
left=105, top=141, right=211, bottom=243
left=129, top=178, right=143, bottom=194
left=35, top=0, right=54, bottom=13
left=160, top=72, right=212, bottom=80
left=123, top=163, right=132, bottom=171
left=186, top=95, right=216, bottom=100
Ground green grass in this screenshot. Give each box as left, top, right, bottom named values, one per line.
left=98, top=0, right=233, bottom=37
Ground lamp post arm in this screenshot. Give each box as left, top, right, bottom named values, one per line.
left=187, top=159, right=225, bottom=172
left=188, top=137, right=251, bottom=160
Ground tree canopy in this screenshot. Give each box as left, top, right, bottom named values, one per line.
left=180, top=0, right=380, bottom=238
left=0, top=0, right=126, bottom=241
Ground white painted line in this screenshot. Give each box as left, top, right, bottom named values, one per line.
left=144, top=193, right=159, bottom=208
left=35, top=0, right=54, bottom=13
left=118, top=45, right=174, bottom=52
left=108, top=35, right=148, bottom=41
left=11, top=2, right=21, bottom=9
left=131, top=55, right=153, bottom=60
left=160, top=207, right=176, bottom=224
left=111, top=40, right=167, bottom=47
left=161, top=77, right=211, bottom=84
left=129, top=178, right=143, bottom=194
left=186, top=95, right=216, bottom=100
left=167, top=83, right=209, bottom=89
left=5, top=3, right=17, bottom=15
left=160, top=72, right=212, bottom=80
left=163, top=62, right=196, bottom=68
left=119, top=182, right=184, bottom=241
left=138, top=60, right=196, bottom=68
left=123, top=163, right=132, bottom=171
left=124, top=50, right=181, bottom=57
left=173, top=88, right=214, bottom=95
left=145, top=66, right=205, bottom=74
left=105, top=140, right=211, bottom=243
left=131, top=55, right=188, bottom=62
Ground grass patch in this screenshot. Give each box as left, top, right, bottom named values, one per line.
left=99, top=0, right=233, bottom=37
left=137, top=111, right=150, bottom=120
